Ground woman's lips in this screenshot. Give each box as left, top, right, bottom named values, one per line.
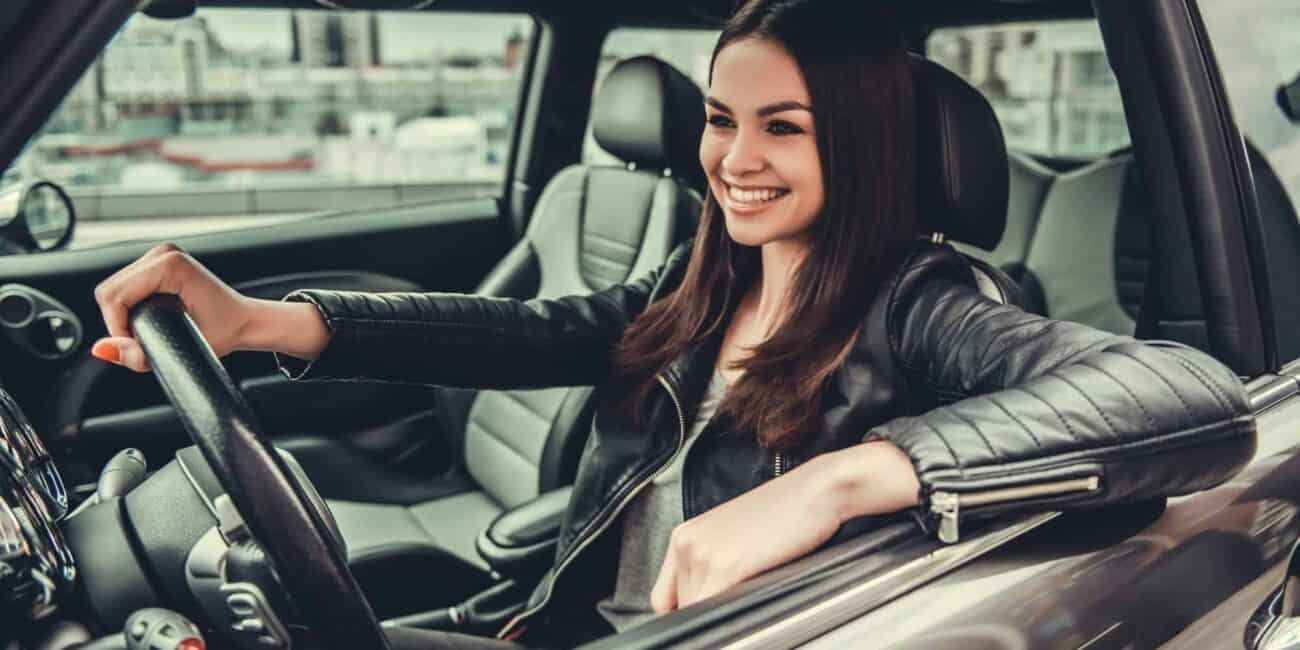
left=724, top=183, right=791, bottom=215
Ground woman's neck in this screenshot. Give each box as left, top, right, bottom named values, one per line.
left=749, top=237, right=809, bottom=333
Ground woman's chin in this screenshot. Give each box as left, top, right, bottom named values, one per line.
left=723, top=218, right=792, bottom=248
left=722, top=223, right=767, bottom=248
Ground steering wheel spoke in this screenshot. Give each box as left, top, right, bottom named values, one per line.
left=130, top=294, right=389, bottom=650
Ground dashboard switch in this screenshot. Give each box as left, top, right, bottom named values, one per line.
left=122, top=608, right=204, bottom=650
left=220, top=582, right=290, bottom=649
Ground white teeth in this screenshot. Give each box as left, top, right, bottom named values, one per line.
left=727, top=186, right=786, bottom=204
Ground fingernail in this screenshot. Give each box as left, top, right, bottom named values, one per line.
left=91, top=341, right=120, bottom=363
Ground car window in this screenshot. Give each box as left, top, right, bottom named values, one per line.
left=582, top=28, right=718, bottom=166
left=9, top=9, right=534, bottom=248
left=927, top=20, right=1131, bottom=159
left=1198, top=0, right=1300, bottom=221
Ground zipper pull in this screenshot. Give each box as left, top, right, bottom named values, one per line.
left=930, top=490, right=960, bottom=544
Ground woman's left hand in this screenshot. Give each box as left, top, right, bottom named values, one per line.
left=650, top=439, right=920, bottom=614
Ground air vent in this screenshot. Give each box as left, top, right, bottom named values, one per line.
left=0, top=292, right=34, bottom=328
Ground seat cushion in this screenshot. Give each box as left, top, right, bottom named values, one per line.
left=328, top=491, right=503, bottom=619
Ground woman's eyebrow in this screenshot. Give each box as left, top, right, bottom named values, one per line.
left=756, top=100, right=812, bottom=117
left=704, top=96, right=811, bottom=117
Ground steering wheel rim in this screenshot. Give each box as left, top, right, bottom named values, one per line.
left=129, top=294, right=390, bottom=650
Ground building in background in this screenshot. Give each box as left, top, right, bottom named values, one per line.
left=27, top=9, right=530, bottom=190
left=290, top=12, right=380, bottom=68
left=929, top=21, right=1130, bottom=157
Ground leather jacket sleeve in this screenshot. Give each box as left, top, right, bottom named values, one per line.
left=273, top=241, right=693, bottom=387
left=871, top=245, right=1256, bottom=542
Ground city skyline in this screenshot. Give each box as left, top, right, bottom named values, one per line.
left=146, top=9, right=531, bottom=64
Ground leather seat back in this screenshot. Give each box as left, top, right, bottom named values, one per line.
left=443, top=56, right=705, bottom=508
left=1021, top=152, right=1150, bottom=334
left=912, top=56, right=1022, bottom=307
left=958, top=149, right=1154, bottom=335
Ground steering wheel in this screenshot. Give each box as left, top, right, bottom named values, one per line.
left=129, top=295, right=391, bottom=650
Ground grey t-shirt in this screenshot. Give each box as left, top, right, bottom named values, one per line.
left=595, top=369, right=730, bottom=633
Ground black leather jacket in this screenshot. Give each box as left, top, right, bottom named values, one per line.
left=279, top=240, right=1255, bottom=643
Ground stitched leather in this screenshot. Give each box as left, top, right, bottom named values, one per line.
left=278, top=241, right=692, bottom=387
left=874, top=245, right=1254, bottom=511
left=277, top=240, right=1253, bottom=641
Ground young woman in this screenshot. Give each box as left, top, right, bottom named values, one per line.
left=90, top=1, right=1253, bottom=647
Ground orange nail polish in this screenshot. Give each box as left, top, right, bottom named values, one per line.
left=91, top=341, right=120, bottom=363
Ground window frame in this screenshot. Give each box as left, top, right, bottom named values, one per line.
left=12, top=6, right=542, bottom=237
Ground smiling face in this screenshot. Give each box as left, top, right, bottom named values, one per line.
left=700, top=37, right=824, bottom=248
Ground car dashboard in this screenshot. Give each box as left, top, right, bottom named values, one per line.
left=0, top=385, right=74, bottom=620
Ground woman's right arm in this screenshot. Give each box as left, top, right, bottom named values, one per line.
left=92, top=241, right=691, bottom=389
left=92, top=242, right=327, bottom=372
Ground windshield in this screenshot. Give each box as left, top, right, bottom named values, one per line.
left=4, top=8, right=534, bottom=250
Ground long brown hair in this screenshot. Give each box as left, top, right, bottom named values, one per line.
left=605, top=0, right=919, bottom=449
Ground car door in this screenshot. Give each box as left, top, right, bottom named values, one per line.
left=0, top=3, right=541, bottom=488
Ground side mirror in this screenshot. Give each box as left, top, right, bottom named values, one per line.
left=1276, top=72, right=1300, bottom=123
left=1248, top=540, right=1300, bottom=649
left=0, top=181, right=76, bottom=253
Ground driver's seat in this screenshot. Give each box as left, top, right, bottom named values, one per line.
left=285, top=56, right=706, bottom=620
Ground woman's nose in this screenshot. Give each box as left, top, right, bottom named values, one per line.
left=721, top=130, right=765, bottom=177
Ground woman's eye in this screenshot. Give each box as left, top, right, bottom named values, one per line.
left=707, top=114, right=735, bottom=128
left=767, top=120, right=804, bottom=135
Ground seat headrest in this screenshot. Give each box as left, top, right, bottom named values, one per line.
left=912, top=55, right=1009, bottom=251
left=592, top=56, right=706, bottom=186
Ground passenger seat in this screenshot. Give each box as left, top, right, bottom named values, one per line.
left=959, top=149, right=1152, bottom=335
left=286, top=56, right=707, bottom=620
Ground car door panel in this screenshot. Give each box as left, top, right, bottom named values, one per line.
left=0, top=198, right=510, bottom=473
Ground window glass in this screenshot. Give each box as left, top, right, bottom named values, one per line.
left=9, top=9, right=533, bottom=248
left=582, top=28, right=719, bottom=165
left=1198, top=0, right=1300, bottom=219
left=927, top=20, right=1130, bottom=158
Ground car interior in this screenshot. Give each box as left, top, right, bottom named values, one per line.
left=311, top=53, right=709, bottom=623
left=0, top=0, right=1298, bottom=648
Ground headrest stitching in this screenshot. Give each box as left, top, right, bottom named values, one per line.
left=656, top=61, right=671, bottom=172
left=941, top=92, right=959, bottom=236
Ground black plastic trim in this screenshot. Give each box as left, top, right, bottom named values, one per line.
left=0, top=198, right=500, bottom=282
left=1179, top=0, right=1277, bottom=371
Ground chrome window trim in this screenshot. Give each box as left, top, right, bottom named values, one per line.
left=719, top=512, right=1059, bottom=650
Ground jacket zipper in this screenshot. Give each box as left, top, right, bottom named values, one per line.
left=498, top=373, right=689, bottom=639
left=773, top=451, right=786, bottom=477
left=930, top=476, right=1100, bottom=544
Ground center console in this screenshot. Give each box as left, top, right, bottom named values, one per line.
left=382, top=485, right=574, bottom=635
